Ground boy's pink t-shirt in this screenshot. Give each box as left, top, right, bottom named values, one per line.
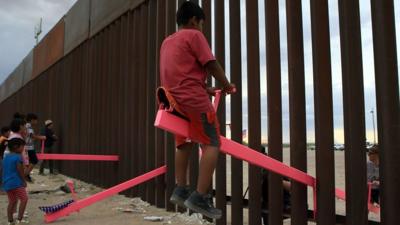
left=160, top=29, right=216, bottom=113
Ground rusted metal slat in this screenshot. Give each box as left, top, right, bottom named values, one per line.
left=131, top=9, right=141, bottom=196
left=125, top=11, right=136, bottom=196
left=309, top=0, right=336, bottom=224
left=285, top=0, right=308, bottom=224
left=214, top=0, right=227, bottom=224
left=112, top=20, right=122, bottom=187
left=90, top=35, right=99, bottom=187
left=246, top=0, right=262, bottom=225
left=118, top=14, right=128, bottom=193
left=370, top=0, right=400, bottom=224
left=146, top=0, right=157, bottom=205
left=155, top=0, right=167, bottom=209
left=266, top=0, right=284, bottom=224
left=229, top=0, right=243, bottom=224
left=138, top=3, right=149, bottom=201
left=82, top=41, right=91, bottom=182
left=100, top=27, right=110, bottom=187
left=338, top=1, right=368, bottom=224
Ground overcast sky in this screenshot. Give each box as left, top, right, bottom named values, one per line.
left=0, top=0, right=76, bottom=82
left=0, top=0, right=399, bottom=143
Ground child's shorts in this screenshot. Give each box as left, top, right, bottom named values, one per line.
left=7, top=187, right=28, bottom=203
left=175, top=111, right=221, bottom=148
left=27, top=150, right=39, bottom=165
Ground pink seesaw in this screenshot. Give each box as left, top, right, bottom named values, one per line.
left=43, top=166, right=167, bottom=223
left=37, top=141, right=119, bottom=161
left=154, top=89, right=380, bottom=216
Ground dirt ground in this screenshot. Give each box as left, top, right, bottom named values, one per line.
left=1, top=149, right=380, bottom=225
left=0, top=169, right=211, bottom=225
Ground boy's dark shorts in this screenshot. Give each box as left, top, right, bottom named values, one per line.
left=175, top=111, right=221, bottom=148
left=27, top=150, right=39, bottom=165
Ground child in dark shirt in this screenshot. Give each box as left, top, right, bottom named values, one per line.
left=39, top=120, right=58, bottom=175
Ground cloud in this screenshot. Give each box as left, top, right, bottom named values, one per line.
left=222, top=0, right=399, bottom=143
left=0, top=0, right=76, bottom=83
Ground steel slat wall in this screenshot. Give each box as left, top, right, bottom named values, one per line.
left=229, top=0, right=243, bottom=224
left=370, top=0, right=399, bottom=224
left=246, top=0, right=262, bottom=225
left=338, top=1, right=368, bottom=225
left=146, top=0, right=157, bottom=206
left=266, top=0, right=284, bottom=224
left=286, top=0, right=308, bottom=224
left=310, top=0, right=336, bottom=224
left=214, top=0, right=227, bottom=224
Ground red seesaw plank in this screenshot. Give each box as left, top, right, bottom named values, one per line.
left=154, top=109, right=380, bottom=215
left=44, top=166, right=167, bottom=223
left=155, top=110, right=315, bottom=186
left=37, top=153, right=119, bottom=161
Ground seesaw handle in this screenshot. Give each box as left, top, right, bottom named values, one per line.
left=213, top=88, right=237, bottom=112
left=213, top=90, right=222, bottom=112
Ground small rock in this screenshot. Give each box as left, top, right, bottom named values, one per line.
left=144, top=216, right=164, bottom=222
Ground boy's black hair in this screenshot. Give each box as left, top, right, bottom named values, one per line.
left=176, top=1, right=205, bottom=26
left=10, top=119, right=26, bottom=132
left=8, top=138, right=26, bottom=151
left=1, top=126, right=10, bottom=135
left=26, top=113, right=38, bottom=122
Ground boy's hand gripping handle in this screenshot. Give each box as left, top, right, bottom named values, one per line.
left=213, top=87, right=236, bottom=112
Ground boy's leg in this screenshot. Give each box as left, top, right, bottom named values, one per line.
left=184, top=144, right=222, bottom=219
left=170, top=142, right=195, bottom=207
left=49, top=147, right=54, bottom=174
left=49, top=159, right=54, bottom=174
left=39, top=160, right=45, bottom=174
left=196, top=144, right=219, bottom=194
left=182, top=112, right=222, bottom=219
left=175, top=143, right=194, bottom=186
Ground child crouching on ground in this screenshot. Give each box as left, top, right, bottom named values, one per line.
left=2, top=138, right=29, bottom=224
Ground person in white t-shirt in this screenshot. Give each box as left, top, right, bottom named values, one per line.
left=25, top=113, right=46, bottom=183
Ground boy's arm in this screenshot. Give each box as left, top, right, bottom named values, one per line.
left=17, top=162, right=27, bottom=187
left=33, top=134, right=46, bottom=141
left=205, top=60, right=235, bottom=94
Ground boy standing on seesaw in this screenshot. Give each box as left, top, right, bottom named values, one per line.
left=159, top=1, right=235, bottom=219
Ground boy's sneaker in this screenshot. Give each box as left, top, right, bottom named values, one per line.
left=184, top=191, right=222, bottom=219
left=170, top=186, right=191, bottom=208
left=7, top=221, right=15, bottom=225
